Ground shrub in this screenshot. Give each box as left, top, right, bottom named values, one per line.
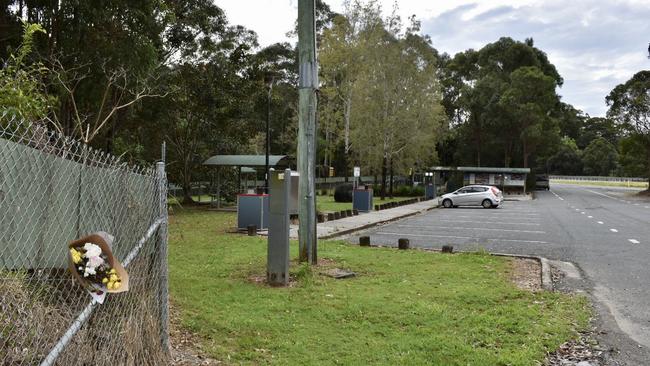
left=334, top=184, right=353, bottom=202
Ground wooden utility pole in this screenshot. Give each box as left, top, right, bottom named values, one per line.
left=297, top=0, right=318, bottom=264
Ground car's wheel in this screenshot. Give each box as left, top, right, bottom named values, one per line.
left=442, top=199, right=453, bottom=208
left=482, top=199, right=492, bottom=208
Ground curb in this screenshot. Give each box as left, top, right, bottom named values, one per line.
left=361, top=245, right=554, bottom=291
left=490, top=252, right=553, bottom=291
left=319, top=203, right=438, bottom=240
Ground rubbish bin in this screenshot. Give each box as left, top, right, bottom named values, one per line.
left=425, top=184, right=435, bottom=200
left=353, top=187, right=373, bottom=212
left=237, top=194, right=269, bottom=230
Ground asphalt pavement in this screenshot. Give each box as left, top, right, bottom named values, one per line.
left=348, top=183, right=650, bottom=365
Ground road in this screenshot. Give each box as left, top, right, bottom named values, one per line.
left=349, top=184, right=650, bottom=364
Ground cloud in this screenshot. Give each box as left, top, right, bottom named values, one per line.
left=420, top=0, right=650, bottom=116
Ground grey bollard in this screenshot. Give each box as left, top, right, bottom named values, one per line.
left=398, top=238, right=410, bottom=250
left=359, top=236, right=371, bottom=247
left=327, top=213, right=335, bottom=221
left=375, top=204, right=380, bottom=211
left=317, top=213, right=325, bottom=223
left=267, top=169, right=291, bottom=286
left=340, top=210, right=347, bottom=218
left=442, top=245, right=454, bottom=253
left=334, top=212, right=341, bottom=220
left=346, top=209, right=353, bottom=217
left=247, top=225, right=257, bottom=236
left=352, top=209, right=359, bottom=216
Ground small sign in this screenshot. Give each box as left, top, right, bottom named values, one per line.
left=353, top=166, right=360, bottom=177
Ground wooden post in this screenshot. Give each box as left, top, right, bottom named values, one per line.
left=297, top=0, right=318, bottom=264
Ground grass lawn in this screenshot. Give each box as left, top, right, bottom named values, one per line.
left=317, top=195, right=413, bottom=212
left=169, top=208, right=590, bottom=365
left=551, top=179, right=649, bottom=189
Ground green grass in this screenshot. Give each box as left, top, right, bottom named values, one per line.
left=550, top=179, right=648, bottom=189
left=169, top=208, right=591, bottom=365
left=316, top=195, right=413, bottom=212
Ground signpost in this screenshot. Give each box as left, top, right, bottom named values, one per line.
left=353, top=166, right=360, bottom=188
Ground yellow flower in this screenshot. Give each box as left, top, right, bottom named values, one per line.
left=102, top=278, right=108, bottom=284
left=110, top=274, right=119, bottom=282
left=113, top=281, right=121, bottom=290
left=109, top=269, right=116, bottom=274
left=70, top=248, right=82, bottom=264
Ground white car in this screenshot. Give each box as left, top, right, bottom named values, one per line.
left=439, top=185, right=503, bottom=208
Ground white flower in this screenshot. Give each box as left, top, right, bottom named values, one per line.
left=88, top=255, right=104, bottom=268
left=84, top=265, right=96, bottom=277
left=83, top=243, right=102, bottom=258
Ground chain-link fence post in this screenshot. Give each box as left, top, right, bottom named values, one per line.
left=156, top=161, right=170, bottom=353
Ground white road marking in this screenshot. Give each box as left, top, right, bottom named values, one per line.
left=551, top=191, right=564, bottom=200
left=645, top=206, right=649, bottom=209
left=588, top=216, right=593, bottom=218
left=634, top=203, right=640, bottom=206
left=430, top=219, right=541, bottom=226
left=581, top=212, right=586, bottom=214
left=585, top=189, right=625, bottom=202
left=375, top=232, right=550, bottom=244
left=433, top=214, right=538, bottom=221
left=575, top=208, right=580, bottom=211
left=628, top=239, right=640, bottom=244
left=610, top=229, right=618, bottom=233
left=395, top=224, right=546, bottom=234
left=597, top=221, right=604, bottom=224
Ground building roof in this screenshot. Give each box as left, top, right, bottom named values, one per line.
left=457, top=166, right=530, bottom=174
left=203, top=155, right=293, bottom=167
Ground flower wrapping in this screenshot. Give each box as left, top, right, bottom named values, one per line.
left=68, top=232, right=129, bottom=295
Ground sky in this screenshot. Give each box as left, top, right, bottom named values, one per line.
left=216, top=0, right=650, bottom=117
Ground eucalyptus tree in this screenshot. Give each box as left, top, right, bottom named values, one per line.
left=607, top=70, right=650, bottom=187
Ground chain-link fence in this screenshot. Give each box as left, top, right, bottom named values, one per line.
left=0, top=117, right=169, bottom=365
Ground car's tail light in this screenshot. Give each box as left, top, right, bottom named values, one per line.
left=491, top=187, right=499, bottom=196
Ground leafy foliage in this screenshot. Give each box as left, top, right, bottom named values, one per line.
left=581, top=138, right=618, bottom=176
left=0, top=22, right=53, bottom=122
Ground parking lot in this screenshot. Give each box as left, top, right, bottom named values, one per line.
left=349, top=200, right=561, bottom=255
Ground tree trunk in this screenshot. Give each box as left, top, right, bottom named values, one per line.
left=389, top=158, right=394, bottom=199
left=343, top=151, right=349, bottom=182
left=646, top=144, right=650, bottom=193
left=182, top=155, right=194, bottom=204
left=381, top=156, right=387, bottom=200
left=523, top=139, right=529, bottom=168
left=343, top=94, right=352, bottom=183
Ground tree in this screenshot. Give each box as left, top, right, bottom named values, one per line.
left=582, top=138, right=618, bottom=176
left=606, top=70, right=650, bottom=188
left=618, top=134, right=649, bottom=177
left=0, top=22, right=53, bottom=122
left=498, top=66, right=559, bottom=168
left=577, top=117, right=620, bottom=149
left=547, top=138, right=583, bottom=175
left=438, top=37, right=565, bottom=170
left=347, top=5, right=445, bottom=198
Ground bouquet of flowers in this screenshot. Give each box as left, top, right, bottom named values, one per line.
left=68, top=233, right=129, bottom=302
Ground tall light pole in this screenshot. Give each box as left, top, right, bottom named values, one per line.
left=265, top=75, right=274, bottom=194
left=297, top=0, right=318, bottom=264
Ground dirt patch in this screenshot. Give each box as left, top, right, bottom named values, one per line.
left=509, top=257, right=542, bottom=292
left=246, top=258, right=341, bottom=287
left=170, top=302, right=221, bottom=365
